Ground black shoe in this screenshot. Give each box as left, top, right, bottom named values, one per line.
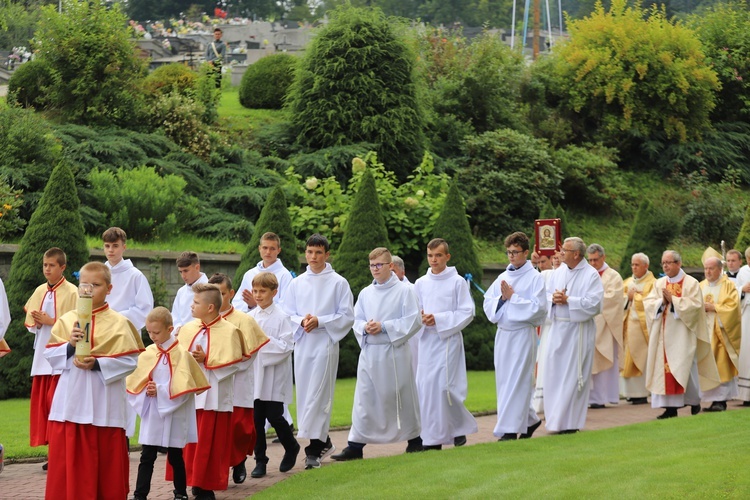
left=520, top=420, right=542, bottom=439
left=453, top=435, right=467, bottom=447
left=405, top=440, right=424, bottom=453
left=423, top=444, right=442, bottom=451
left=657, top=407, right=678, bottom=419
left=331, top=446, right=363, bottom=461
left=191, top=487, right=198, bottom=496
left=743, top=401, right=750, bottom=407
left=232, top=458, right=247, bottom=484
left=558, top=429, right=579, bottom=434
left=630, top=397, right=648, bottom=405
left=589, top=403, right=605, bottom=409
left=279, top=442, right=300, bottom=472
left=174, top=494, right=189, bottom=500
left=132, top=495, right=147, bottom=500
left=251, top=462, right=267, bottom=478
left=498, top=433, right=517, bottom=441
left=193, top=487, right=215, bottom=500
left=703, top=401, right=726, bottom=412
left=42, top=462, right=48, bottom=471
left=691, top=404, right=701, bottom=415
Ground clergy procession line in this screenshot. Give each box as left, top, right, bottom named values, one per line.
left=0, top=226, right=748, bottom=500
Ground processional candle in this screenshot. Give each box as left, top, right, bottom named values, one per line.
left=75, top=283, right=94, bottom=360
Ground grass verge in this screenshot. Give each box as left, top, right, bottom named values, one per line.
left=257, top=410, right=750, bottom=498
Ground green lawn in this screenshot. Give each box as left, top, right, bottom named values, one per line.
left=257, top=410, right=750, bottom=499
left=0, top=372, right=496, bottom=461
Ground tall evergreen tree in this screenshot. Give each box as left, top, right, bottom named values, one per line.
left=0, top=161, right=88, bottom=398
left=334, top=169, right=389, bottom=377
left=233, top=186, right=300, bottom=286
left=618, top=199, right=679, bottom=278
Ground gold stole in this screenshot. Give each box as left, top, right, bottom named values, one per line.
left=24, top=278, right=78, bottom=328
left=126, top=340, right=210, bottom=398
left=48, top=304, right=145, bottom=357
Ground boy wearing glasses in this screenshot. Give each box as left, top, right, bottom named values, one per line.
left=280, top=234, right=354, bottom=469
left=483, top=232, right=547, bottom=441
left=332, top=248, right=423, bottom=461
left=413, top=238, right=477, bottom=450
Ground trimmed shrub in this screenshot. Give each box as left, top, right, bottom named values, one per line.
left=6, top=59, right=55, bottom=110
left=619, top=199, right=681, bottom=278
left=335, top=169, right=390, bottom=297
left=233, top=186, right=301, bottom=286
left=0, top=162, right=88, bottom=398
left=457, top=128, right=563, bottom=238
left=239, top=54, right=297, bottom=109
left=149, top=92, right=211, bottom=159
left=143, top=63, right=197, bottom=97
left=287, top=5, right=425, bottom=181
left=681, top=177, right=743, bottom=249
left=87, top=166, right=187, bottom=241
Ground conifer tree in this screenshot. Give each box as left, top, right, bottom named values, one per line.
left=233, top=186, right=300, bottom=286
left=334, top=169, right=389, bottom=377
left=0, top=161, right=88, bottom=398
left=619, top=199, right=679, bottom=278
left=735, top=204, right=750, bottom=255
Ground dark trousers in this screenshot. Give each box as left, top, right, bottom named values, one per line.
left=253, top=399, right=298, bottom=464
left=134, top=445, right=187, bottom=498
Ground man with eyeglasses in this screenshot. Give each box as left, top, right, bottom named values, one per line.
left=621, top=253, right=656, bottom=405
left=483, top=232, right=547, bottom=441
left=543, top=237, right=603, bottom=434
left=699, top=256, right=741, bottom=412
left=643, top=250, right=720, bottom=419
left=586, top=244, right=624, bottom=410
left=332, top=248, right=423, bottom=461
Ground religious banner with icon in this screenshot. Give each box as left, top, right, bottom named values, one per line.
left=534, top=218, right=562, bottom=257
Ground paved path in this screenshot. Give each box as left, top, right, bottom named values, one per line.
left=0, top=401, right=740, bottom=499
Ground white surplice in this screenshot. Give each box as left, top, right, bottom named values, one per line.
left=249, top=303, right=295, bottom=404
left=128, top=336, right=198, bottom=448
left=106, top=259, right=154, bottom=331
left=232, top=259, right=294, bottom=313
left=483, top=261, right=547, bottom=436
left=543, top=259, right=603, bottom=432
left=0, top=278, right=9, bottom=342
left=736, top=264, right=750, bottom=401
left=171, top=273, right=208, bottom=329
left=281, top=263, right=354, bottom=441
left=414, top=266, right=477, bottom=446
left=349, top=273, right=422, bottom=444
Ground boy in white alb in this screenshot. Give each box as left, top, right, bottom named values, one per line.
left=332, top=248, right=423, bottom=461
left=232, top=232, right=294, bottom=312
left=44, top=262, right=145, bottom=499
left=248, top=272, right=299, bottom=478
left=171, top=251, right=208, bottom=329
left=414, top=238, right=477, bottom=450
left=281, top=234, right=354, bottom=470
left=127, top=307, right=209, bottom=500
left=102, top=227, right=154, bottom=331
left=24, top=248, right=78, bottom=457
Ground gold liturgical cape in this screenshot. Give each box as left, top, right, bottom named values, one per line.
left=24, top=277, right=78, bottom=328
left=700, top=275, right=742, bottom=383
left=221, top=307, right=269, bottom=358
left=176, top=316, right=245, bottom=369
left=622, top=271, right=656, bottom=377
left=126, top=340, right=210, bottom=398
left=643, top=273, right=720, bottom=394
left=593, top=267, right=624, bottom=374
left=48, top=304, right=145, bottom=357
